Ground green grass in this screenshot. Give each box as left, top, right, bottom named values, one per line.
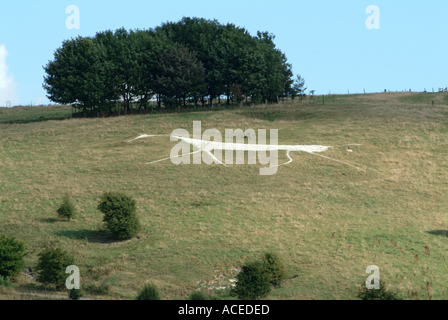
left=0, top=105, right=72, bottom=124
left=1, top=92, right=448, bottom=299
left=397, top=92, right=447, bottom=105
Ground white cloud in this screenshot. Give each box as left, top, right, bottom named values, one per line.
left=0, top=44, right=18, bottom=106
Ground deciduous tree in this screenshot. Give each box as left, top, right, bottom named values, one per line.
left=43, top=36, right=112, bottom=116
left=154, top=44, right=206, bottom=111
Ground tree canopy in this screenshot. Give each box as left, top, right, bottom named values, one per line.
left=154, top=43, right=206, bottom=111
left=43, top=17, right=304, bottom=115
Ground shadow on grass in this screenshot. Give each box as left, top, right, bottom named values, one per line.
left=427, top=230, right=448, bottom=238
left=0, top=116, right=71, bottom=125
left=54, top=229, right=123, bottom=244
left=40, top=218, right=59, bottom=223
left=238, top=110, right=319, bottom=122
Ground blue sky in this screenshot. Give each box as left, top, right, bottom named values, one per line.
left=0, top=0, right=447, bottom=107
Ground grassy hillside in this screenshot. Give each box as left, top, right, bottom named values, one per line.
left=1, top=92, right=448, bottom=299
left=0, top=104, right=72, bottom=124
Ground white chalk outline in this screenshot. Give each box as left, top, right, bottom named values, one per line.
left=129, top=134, right=362, bottom=170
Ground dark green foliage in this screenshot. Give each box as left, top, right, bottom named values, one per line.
left=157, top=20, right=296, bottom=104
left=43, top=18, right=299, bottom=113
left=0, top=234, right=27, bottom=279
left=95, top=28, right=168, bottom=112
left=188, top=290, right=208, bottom=300
left=255, top=31, right=289, bottom=103
left=97, top=192, right=141, bottom=240
left=43, top=36, right=113, bottom=116
left=291, top=74, right=307, bottom=100
left=68, top=289, right=83, bottom=300
left=154, top=44, right=206, bottom=111
left=232, top=252, right=287, bottom=299
left=137, top=283, right=161, bottom=300
left=0, top=275, right=15, bottom=288
left=233, top=260, right=271, bottom=300
left=35, top=245, right=75, bottom=289
left=261, top=252, right=287, bottom=287
left=358, top=281, right=402, bottom=300
left=57, top=195, right=76, bottom=220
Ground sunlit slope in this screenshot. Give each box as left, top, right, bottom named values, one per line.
left=1, top=92, right=448, bottom=299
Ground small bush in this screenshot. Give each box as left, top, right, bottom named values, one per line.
left=0, top=234, right=27, bottom=279
left=97, top=192, right=141, bottom=240
left=35, top=245, right=75, bottom=289
left=137, top=283, right=161, bottom=300
left=188, top=290, right=208, bottom=300
left=232, top=260, right=271, bottom=300
left=57, top=195, right=76, bottom=220
left=261, top=252, right=287, bottom=287
left=68, top=289, right=83, bottom=300
left=358, top=281, right=402, bottom=300
left=0, top=275, right=15, bottom=288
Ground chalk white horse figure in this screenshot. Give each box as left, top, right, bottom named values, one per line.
left=128, top=134, right=361, bottom=169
